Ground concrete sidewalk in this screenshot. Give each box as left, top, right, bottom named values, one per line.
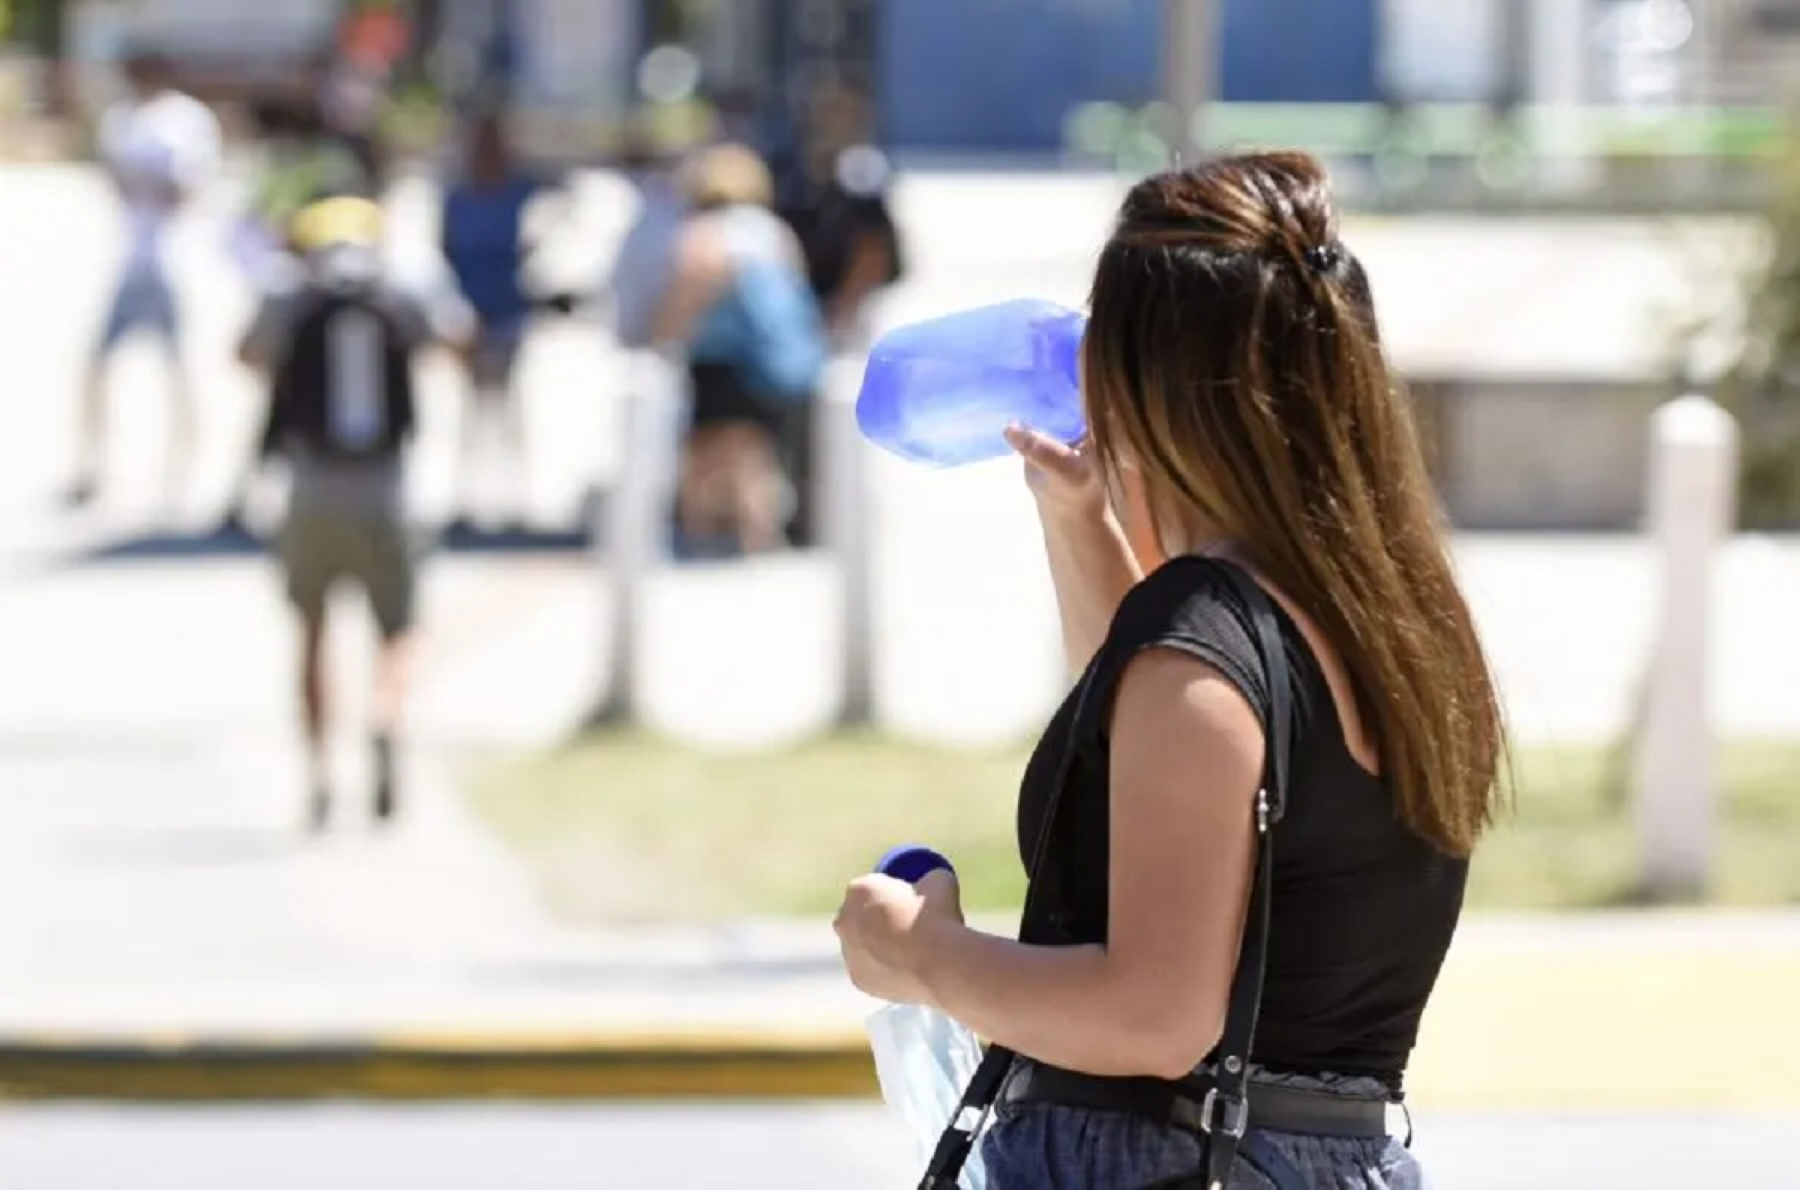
left=5, top=893, right=1800, bottom=1110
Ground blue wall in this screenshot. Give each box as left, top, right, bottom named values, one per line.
left=878, top=0, right=1163, bottom=153
left=1218, top=0, right=1381, bottom=103
left=877, top=0, right=1382, bottom=153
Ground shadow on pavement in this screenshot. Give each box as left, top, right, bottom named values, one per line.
left=62, top=521, right=595, bottom=566
left=72, top=520, right=269, bottom=562
left=434, top=522, right=592, bottom=555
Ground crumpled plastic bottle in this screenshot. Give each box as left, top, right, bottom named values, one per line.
left=865, top=845, right=990, bottom=1190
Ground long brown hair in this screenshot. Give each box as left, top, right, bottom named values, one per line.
left=1084, top=151, right=1504, bottom=857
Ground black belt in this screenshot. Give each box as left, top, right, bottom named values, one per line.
left=1000, top=1060, right=1393, bottom=1140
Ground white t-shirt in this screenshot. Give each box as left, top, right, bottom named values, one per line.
left=97, top=90, right=222, bottom=271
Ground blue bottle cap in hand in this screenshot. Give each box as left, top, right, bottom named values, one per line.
left=875, top=845, right=954, bottom=884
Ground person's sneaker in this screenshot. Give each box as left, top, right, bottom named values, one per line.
left=371, top=734, right=399, bottom=824
left=60, top=476, right=97, bottom=509
left=215, top=507, right=256, bottom=541
left=307, top=784, right=332, bottom=834
left=442, top=515, right=480, bottom=546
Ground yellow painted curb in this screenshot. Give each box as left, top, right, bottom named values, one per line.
left=4, top=942, right=1796, bottom=1107
left=0, top=1039, right=878, bottom=1102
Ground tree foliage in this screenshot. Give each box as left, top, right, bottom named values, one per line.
left=1716, top=112, right=1800, bottom=528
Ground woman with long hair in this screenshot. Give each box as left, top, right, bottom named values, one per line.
left=834, top=151, right=1505, bottom=1188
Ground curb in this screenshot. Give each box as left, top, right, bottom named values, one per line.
left=0, top=1034, right=878, bottom=1102
left=6, top=927, right=1799, bottom=1107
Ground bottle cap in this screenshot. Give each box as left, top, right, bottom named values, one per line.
left=874, top=844, right=954, bottom=884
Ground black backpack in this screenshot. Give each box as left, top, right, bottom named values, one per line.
left=270, top=281, right=418, bottom=462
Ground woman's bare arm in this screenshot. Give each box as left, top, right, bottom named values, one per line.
left=1018, top=437, right=1165, bottom=676
left=916, top=650, right=1261, bottom=1077
left=1041, top=509, right=1142, bottom=677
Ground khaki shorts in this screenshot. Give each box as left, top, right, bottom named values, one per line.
left=277, top=504, right=418, bottom=639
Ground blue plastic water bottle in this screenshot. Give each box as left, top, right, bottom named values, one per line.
left=866, top=846, right=989, bottom=1189
left=856, top=299, right=1088, bottom=467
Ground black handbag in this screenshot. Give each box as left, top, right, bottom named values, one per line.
left=914, top=559, right=1294, bottom=1190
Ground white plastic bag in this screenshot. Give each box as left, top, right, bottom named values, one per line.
left=868, top=1002, right=990, bottom=1190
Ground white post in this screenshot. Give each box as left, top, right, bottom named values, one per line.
left=816, top=356, right=874, bottom=723
left=1163, top=0, right=1219, bottom=163
left=1527, top=0, right=1600, bottom=195
left=594, top=349, right=684, bottom=723
left=1634, top=392, right=1738, bottom=900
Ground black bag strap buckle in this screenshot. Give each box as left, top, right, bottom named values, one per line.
left=1196, top=1086, right=1250, bottom=1139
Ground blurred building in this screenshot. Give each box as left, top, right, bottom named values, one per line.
left=62, top=0, right=339, bottom=109
left=631, top=0, right=1380, bottom=155
left=431, top=0, right=635, bottom=118
left=631, top=0, right=1800, bottom=156
left=13, top=0, right=1800, bottom=157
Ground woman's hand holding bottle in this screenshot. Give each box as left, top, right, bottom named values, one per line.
left=1002, top=423, right=1109, bottom=523
left=835, top=867, right=963, bottom=1005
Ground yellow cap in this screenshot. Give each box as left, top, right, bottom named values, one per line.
left=288, top=195, right=384, bottom=252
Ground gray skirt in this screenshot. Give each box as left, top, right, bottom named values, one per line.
left=979, top=1068, right=1423, bottom=1190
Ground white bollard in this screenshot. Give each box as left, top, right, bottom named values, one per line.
left=593, top=349, right=685, bottom=722
left=1526, top=0, right=1601, bottom=196
left=816, top=355, right=876, bottom=722
left=1634, top=393, right=1739, bottom=899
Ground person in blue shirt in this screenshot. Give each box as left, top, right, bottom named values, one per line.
left=439, top=111, right=548, bottom=529
left=651, top=144, right=828, bottom=555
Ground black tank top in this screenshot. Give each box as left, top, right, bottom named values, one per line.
left=1014, top=556, right=1468, bottom=1086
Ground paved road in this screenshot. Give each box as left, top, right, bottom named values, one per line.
left=0, top=1103, right=1789, bottom=1190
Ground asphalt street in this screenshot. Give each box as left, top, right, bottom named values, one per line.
left=0, top=1103, right=1791, bottom=1190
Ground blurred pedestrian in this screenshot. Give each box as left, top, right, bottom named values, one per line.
left=606, top=120, right=688, bottom=351
left=220, top=105, right=373, bottom=534
left=439, top=110, right=556, bottom=529
left=68, top=47, right=221, bottom=509
left=230, top=96, right=366, bottom=285
left=652, top=144, right=828, bottom=555
left=776, top=82, right=905, bottom=343
left=771, top=82, right=906, bottom=546
left=310, top=41, right=390, bottom=193
left=236, top=195, right=475, bottom=832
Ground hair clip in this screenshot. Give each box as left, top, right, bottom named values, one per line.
left=1303, top=243, right=1341, bottom=274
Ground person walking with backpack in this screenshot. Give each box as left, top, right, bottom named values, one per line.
left=237, top=196, right=475, bottom=832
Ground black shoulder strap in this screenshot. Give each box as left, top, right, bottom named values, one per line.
left=1198, top=561, right=1292, bottom=1190
left=916, top=647, right=1110, bottom=1188
left=916, top=560, right=1294, bottom=1190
